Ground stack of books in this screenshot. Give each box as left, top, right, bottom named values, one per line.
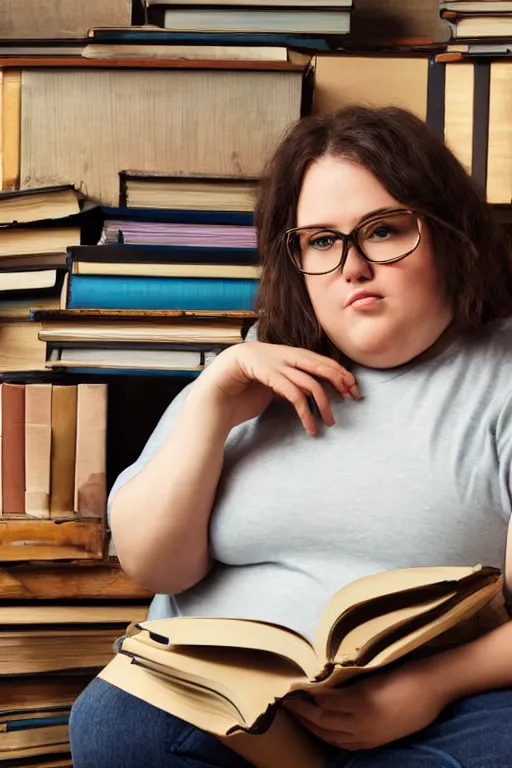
left=0, top=187, right=86, bottom=373
left=1, top=382, right=106, bottom=521
left=84, top=0, right=353, bottom=61
left=0, top=561, right=152, bottom=766
left=441, top=0, right=512, bottom=53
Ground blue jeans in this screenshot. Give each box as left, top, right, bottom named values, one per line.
left=70, top=677, right=512, bottom=767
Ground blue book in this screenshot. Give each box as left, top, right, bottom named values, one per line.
left=6, top=715, right=69, bottom=731
left=62, top=368, right=202, bottom=379
left=67, top=275, right=258, bottom=311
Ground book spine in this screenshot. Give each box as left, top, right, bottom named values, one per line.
left=1, top=70, right=21, bottom=191
left=74, top=384, right=107, bottom=518
left=67, top=275, right=258, bottom=311
left=1, top=383, right=25, bottom=515
left=25, top=384, right=52, bottom=518
left=68, top=244, right=259, bottom=265
left=0, top=384, right=3, bottom=516
left=50, top=385, right=77, bottom=518
left=102, top=206, right=254, bottom=226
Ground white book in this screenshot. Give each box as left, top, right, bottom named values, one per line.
left=49, top=347, right=203, bottom=371
left=161, top=9, right=351, bottom=34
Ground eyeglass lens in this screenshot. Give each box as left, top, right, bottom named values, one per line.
left=287, top=210, right=421, bottom=274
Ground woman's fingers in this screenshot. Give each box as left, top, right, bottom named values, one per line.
left=269, top=371, right=320, bottom=435
left=284, top=367, right=335, bottom=428
left=283, top=349, right=361, bottom=400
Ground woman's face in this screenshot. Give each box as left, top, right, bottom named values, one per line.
left=297, top=155, right=453, bottom=368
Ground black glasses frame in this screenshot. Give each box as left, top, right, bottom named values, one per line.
left=284, top=207, right=422, bottom=276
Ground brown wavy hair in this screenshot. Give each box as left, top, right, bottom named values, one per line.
left=254, top=105, right=512, bottom=357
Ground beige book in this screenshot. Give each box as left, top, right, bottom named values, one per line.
left=0, top=227, right=80, bottom=258
left=123, top=174, right=258, bottom=212
left=99, top=564, right=506, bottom=768
left=454, top=15, right=512, bottom=36
left=0, top=320, right=46, bottom=372
left=50, top=386, right=77, bottom=518
left=0, top=0, right=131, bottom=39
left=48, top=347, right=203, bottom=372
left=72, top=261, right=261, bottom=279
left=1, top=70, right=21, bottom=191
left=443, top=1, right=512, bottom=10
left=38, top=319, right=244, bottom=345
left=487, top=62, right=512, bottom=204
left=0, top=384, right=2, bottom=516
left=0, top=724, right=69, bottom=757
left=0, top=603, right=148, bottom=625
left=25, top=384, right=52, bottom=518
left=0, top=270, right=57, bottom=292
left=0, top=186, right=80, bottom=226
left=74, top=384, right=107, bottom=518
left=19, top=66, right=304, bottom=206
left=82, top=44, right=288, bottom=61
left=314, top=56, right=430, bottom=120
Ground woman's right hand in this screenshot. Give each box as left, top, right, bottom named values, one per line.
left=192, top=341, right=361, bottom=436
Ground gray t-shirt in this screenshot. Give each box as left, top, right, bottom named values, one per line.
left=109, top=319, right=512, bottom=642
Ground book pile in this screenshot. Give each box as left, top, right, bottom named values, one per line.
left=40, top=179, right=260, bottom=375
left=83, top=0, right=353, bottom=62
left=1, top=382, right=106, bottom=523
left=0, top=561, right=152, bottom=767
left=441, top=0, right=512, bottom=54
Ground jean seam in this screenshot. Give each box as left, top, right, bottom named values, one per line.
left=165, top=721, right=197, bottom=755
left=411, top=743, right=464, bottom=768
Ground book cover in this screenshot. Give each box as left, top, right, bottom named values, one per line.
left=49, top=385, right=77, bottom=518
left=1, top=383, right=25, bottom=514
left=25, top=383, right=52, bottom=518
left=66, top=275, right=258, bottom=311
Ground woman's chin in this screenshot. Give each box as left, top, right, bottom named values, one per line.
left=333, top=329, right=417, bottom=369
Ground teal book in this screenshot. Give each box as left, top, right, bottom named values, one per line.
left=67, top=275, right=258, bottom=311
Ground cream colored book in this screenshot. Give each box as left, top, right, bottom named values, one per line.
left=82, top=44, right=288, bottom=61
left=72, top=261, right=261, bottom=279
left=100, top=564, right=506, bottom=768
left=19, top=66, right=303, bottom=206
left=74, top=384, right=107, bottom=518
left=454, top=15, right=512, bottom=35
left=38, top=319, right=244, bottom=345
left=122, top=174, right=258, bottom=212
left=25, top=384, right=52, bottom=518
left=50, top=386, right=77, bottom=519
left=0, top=227, right=80, bottom=258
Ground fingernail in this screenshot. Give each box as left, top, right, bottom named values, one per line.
left=350, top=384, right=362, bottom=399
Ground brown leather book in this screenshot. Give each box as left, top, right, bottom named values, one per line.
left=50, top=385, right=77, bottom=518
left=1, top=383, right=25, bottom=514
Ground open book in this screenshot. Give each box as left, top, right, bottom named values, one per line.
left=99, top=565, right=506, bottom=767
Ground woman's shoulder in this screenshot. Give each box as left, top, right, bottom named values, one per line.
left=460, top=316, right=512, bottom=362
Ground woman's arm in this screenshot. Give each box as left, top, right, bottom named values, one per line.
left=110, top=342, right=355, bottom=596
left=109, top=387, right=232, bottom=595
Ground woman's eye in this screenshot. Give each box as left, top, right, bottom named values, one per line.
left=369, top=226, right=392, bottom=240
left=309, top=234, right=337, bottom=249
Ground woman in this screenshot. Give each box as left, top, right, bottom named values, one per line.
left=70, top=106, right=512, bottom=768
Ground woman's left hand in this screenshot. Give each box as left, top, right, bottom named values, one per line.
left=283, top=659, right=450, bottom=751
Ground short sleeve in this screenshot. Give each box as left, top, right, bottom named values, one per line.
left=496, top=389, right=512, bottom=520
left=107, top=380, right=195, bottom=523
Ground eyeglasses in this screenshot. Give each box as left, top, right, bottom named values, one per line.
left=285, top=208, right=422, bottom=276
